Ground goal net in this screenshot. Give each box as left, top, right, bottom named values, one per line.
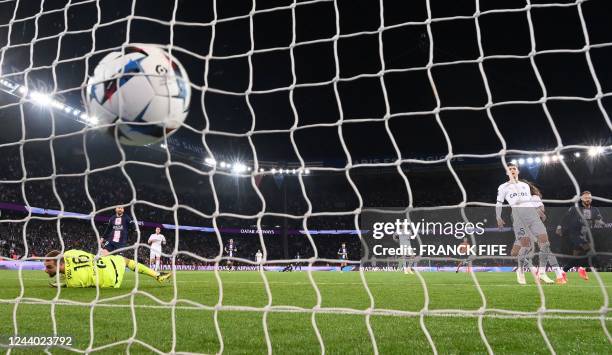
left=0, top=0, right=611, bottom=353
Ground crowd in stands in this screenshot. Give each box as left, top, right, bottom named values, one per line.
left=1, top=151, right=611, bottom=268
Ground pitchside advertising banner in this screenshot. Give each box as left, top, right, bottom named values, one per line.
left=359, top=206, right=612, bottom=268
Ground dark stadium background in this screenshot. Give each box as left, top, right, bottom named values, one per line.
left=0, top=0, right=611, bottom=264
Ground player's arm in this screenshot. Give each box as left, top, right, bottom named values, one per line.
left=101, top=217, right=113, bottom=243
left=127, top=215, right=135, bottom=233
left=495, top=186, right=505, bottom=228
left=147, top=235, right=153, bottom=245
left=556, top=207, right=574, bottom=236
left=593, top=207, right=605, bottom=227
left=162, top=235, right=167, bottom=245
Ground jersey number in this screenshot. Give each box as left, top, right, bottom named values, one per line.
left=72, top=255, right=106, bottom=270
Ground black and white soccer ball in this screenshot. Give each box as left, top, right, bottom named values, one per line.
left=85, top=44, right=191, bottom=146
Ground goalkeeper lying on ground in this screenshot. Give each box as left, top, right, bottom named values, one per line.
left=43, top=249, right=171, bottom=288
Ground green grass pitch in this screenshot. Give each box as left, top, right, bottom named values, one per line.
left=0, top=270, right=610, bottom=354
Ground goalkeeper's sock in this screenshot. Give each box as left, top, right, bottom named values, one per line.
left=126, top=259, right=159, bottom=278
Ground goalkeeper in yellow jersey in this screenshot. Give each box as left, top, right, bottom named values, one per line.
left=43, top=249, right=171, bottom=288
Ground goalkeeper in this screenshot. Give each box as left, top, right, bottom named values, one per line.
left=43, top=249, right=171, bottom=288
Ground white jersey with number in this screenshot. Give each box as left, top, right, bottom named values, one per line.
left=497, top=181, right=546, bottom=239
left=255, top=252, right=263, bottom=263
left=148, top=233, right=166, bottom=254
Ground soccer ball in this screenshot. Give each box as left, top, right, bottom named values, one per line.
left=85, top=44, right=191, bottom=146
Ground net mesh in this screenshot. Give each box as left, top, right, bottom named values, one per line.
left=0, top=0, right=611, bottom=353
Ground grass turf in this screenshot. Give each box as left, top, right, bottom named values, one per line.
left=0, top=270, right=610, bottom=354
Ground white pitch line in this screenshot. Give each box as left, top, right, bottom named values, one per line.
left=0, top=299, right=608, bottom=321
left=4, top=277, right=611, bottom=288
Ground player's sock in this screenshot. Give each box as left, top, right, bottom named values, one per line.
left=538, top=242, right=552, bottom=271
left=540, top=243, right=562, bottom=277
left=517, top=246, right=532, bottom=271
left=126, top=259, right=159, bottom=278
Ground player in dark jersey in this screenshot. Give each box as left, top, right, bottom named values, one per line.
left=224, top=239, right=237, bottom=270
left=337, top=243, right=348, bottom=270
left=101, top=206, right=133, bottom=255
left=557, top=191, right=605, bottom=281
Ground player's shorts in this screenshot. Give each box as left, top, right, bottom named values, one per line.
left=150, top=247, right=162, bottom=259
left=512, top=208, right=546, bottom=241
left=99, top=255, right=127, bottom=288
left=103, top=241, right=126, bottom=253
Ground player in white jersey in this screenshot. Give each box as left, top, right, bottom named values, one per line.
left=392, top=231, right=415, bottom=274
left=255, top=249, right=263, bottom=270
left=147, top=227, right=166, bottom=271
left=496, top=163, right=565, bottom=285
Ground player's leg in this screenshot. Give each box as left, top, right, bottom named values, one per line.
left=123, top=257, right=171, bottom=283
left=511, top=241, right=523, bottom=283
left=150, top=249, right=160, bottom=271
left=156, top=256, right=161, bottom=271
left=577, top=242, right=590, bottom=280
left=536, top=233, right=565, bottom=284
left=512, top=220, right=534, bottom=284
left=516, top=237, right=536, bottom=285
left=563, top=236, right=589, bottom=281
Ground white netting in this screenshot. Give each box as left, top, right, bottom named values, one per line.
left=1, top=0, right=611, bottom=353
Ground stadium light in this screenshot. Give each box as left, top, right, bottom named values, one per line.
left=526, top=157, right=534, bottom=164
left=552, top=155, right=558, bottom=162
left=574, top=152, right=581, bottom=158
left=535, top=157, right=541, bottom=163
left=305, top=169, right=310, bottom=175
left=510, top=159, right=517, bottom=165
left=30, top=91, right=51, bottom=106
left=232, top=163, right=248, bottom=173
left=18, top=86, right=27, bottom=95
left=558, top=154, right=564, bottom=160
left=542, top=155, right=550, bottom=163
left=204, top=157, right=216, bottom=166
left=518, top=158, right=525, bottom=165
left=271, top=168, right=277, bottom=174
left=588, top=146, right=604, bottom=157
left=52, top=101, right=64, bottom=110
left=219, top=161, right=227, bottom=168
left=259, top=168, right=264, bottom=172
